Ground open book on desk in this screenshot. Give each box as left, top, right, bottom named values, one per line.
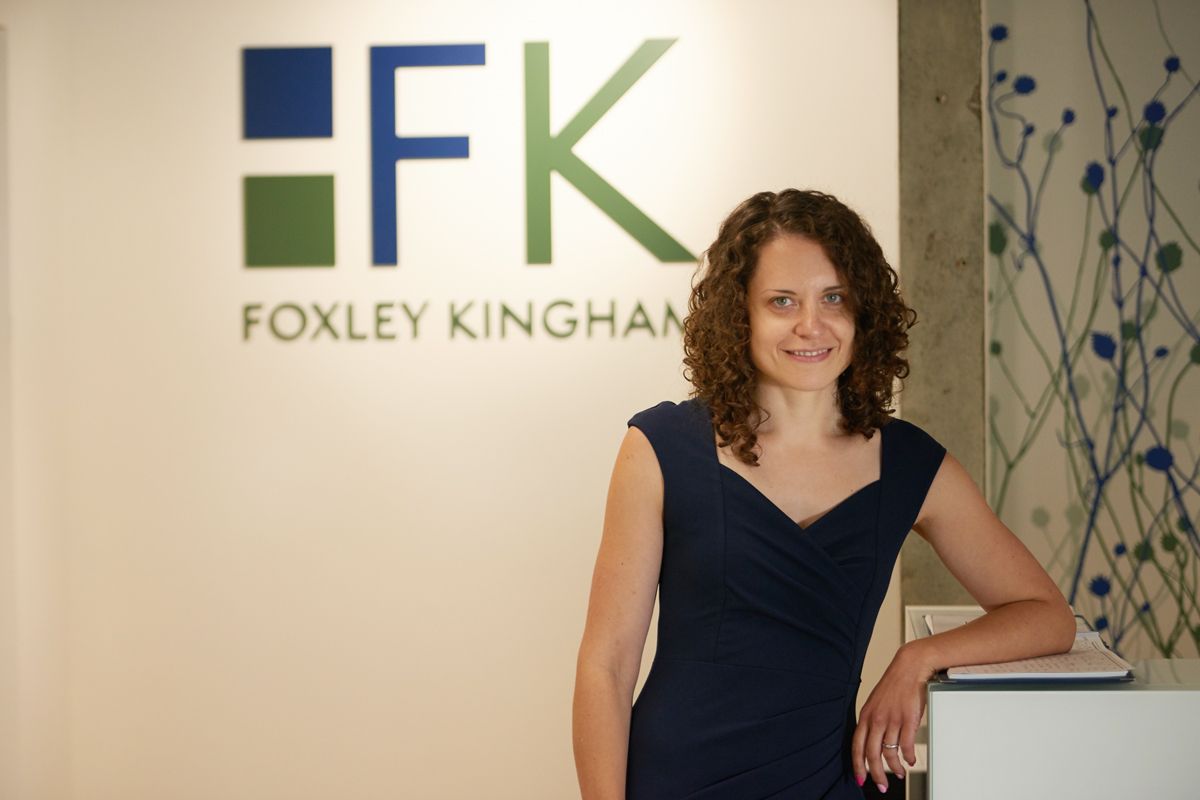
left=923, top=612, right=1134, bottom=681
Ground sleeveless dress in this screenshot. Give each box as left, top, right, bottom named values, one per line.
left=625, top=399, right=946, bottom=800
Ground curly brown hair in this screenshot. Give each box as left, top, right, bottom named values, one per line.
left=682, top=189, right=917, bottom=466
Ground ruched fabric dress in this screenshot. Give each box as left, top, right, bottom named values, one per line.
left=625, top=399, right=946, bottom=800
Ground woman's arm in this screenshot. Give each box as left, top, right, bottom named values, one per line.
left=573, top=427, right=664, bottom=800
left=851, top=451, right=1075, bottom=792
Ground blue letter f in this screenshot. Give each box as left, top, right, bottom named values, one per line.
left=370, top=44, right=486, bottom=266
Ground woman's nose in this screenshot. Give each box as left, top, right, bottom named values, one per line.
left=793, top=302, right=822, bottom=335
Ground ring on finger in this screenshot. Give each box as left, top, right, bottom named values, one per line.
left=882, top=743, right=900, bottom=750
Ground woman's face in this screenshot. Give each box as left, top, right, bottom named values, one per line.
left=745, top=234, right=856, bottom=395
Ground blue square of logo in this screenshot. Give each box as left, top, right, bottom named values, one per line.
left=243, top=47, right=333, bottom=139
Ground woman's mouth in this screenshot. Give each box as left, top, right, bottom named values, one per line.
left=783, top=348, right=832, bottom=362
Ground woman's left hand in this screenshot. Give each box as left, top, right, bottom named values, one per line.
left=850, top=641, right=936, bottom=792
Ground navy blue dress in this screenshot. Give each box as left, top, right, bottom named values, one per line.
left=625, top=399, right=946, bottom=799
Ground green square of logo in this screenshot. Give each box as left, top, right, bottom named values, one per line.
left=244, top=175, right=335, bottom=267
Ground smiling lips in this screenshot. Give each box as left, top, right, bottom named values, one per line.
left=783, top=347, right=833, bottom=362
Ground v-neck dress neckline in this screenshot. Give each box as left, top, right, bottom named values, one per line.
left=711, top=418, right=887, bottom=532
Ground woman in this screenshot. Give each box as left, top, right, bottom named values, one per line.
left=572, top=189, right=1075, bottom=799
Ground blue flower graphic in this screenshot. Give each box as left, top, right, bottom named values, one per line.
left=1095, top=616, right=1109, bottom=631
left=1083, top=162, right=1105, bottom=192
left=1114, top=542, right=1127, bottom=556
left=1144, top=101, right=1166, bottom=123
left=1165, top=55, right=1180, bottom=73
left=1088, top=575, right=1111, bottom=597
left=1013, top=75, right=1036, bottom=94
left=1154, top=346, right=1168, bottom=358
left=995, top=69, right=1008, bottom=83
left=1062, top=108, right=1076, bottom=125
left=1091, top=332, right=1116, bottom=360
left=1144, top=446, right=1173, bottom=471
left=990, top=24, right=1009, bottom=42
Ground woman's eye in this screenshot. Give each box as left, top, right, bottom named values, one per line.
left=770, top=296, right=794, bottom=308
left=825, top=293, right=844, bottom=304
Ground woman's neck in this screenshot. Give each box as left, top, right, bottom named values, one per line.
left=752, top=382, right=845, bottom=445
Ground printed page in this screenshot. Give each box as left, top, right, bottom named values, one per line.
left=947, top=636, right=1134, bottom=681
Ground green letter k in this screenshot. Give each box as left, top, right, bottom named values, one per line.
left=524, top=39, right=695, bottom=265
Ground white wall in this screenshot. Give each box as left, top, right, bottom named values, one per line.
left=0, top=1, right=900, bottom=797
left=4, top=1, right=75, bottom=796
left=0, top=22, right=20, bottom=800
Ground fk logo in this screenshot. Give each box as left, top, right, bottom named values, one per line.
left=241, top=39, right=695, bottom=268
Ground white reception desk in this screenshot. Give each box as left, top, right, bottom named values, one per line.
left=905, top=606, right=1200, bottom=800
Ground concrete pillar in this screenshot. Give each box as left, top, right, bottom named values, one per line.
left=898, top=0, right=984, bottom=605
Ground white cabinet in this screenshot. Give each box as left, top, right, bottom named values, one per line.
left=906, top=606, right=1200, bottom=800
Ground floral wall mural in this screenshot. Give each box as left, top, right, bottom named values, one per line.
left=985, top=0, right=1199, bottom=659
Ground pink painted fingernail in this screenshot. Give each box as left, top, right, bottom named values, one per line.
left=855, top=774, right=865, bottom=787
left=877, top=782, right=888, bottom=793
